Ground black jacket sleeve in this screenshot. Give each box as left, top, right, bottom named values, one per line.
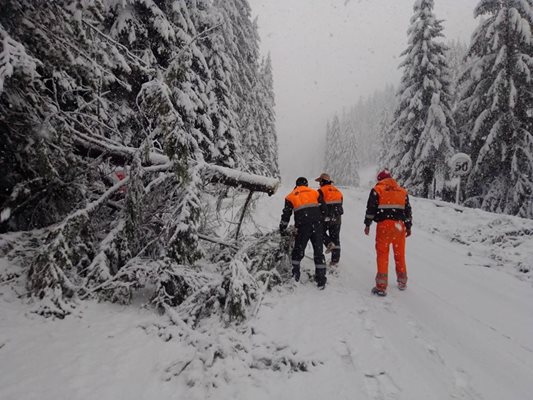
left=364, top=189, right=378, bottom=226
left=404, top=195, right=412, bottom=230
left=280, top=199, right=293, bottom=228
left=317, top=189, right=327, bottom=218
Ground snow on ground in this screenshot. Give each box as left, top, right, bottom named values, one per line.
left=1, top=180, right=533, bottom=400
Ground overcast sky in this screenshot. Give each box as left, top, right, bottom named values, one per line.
left=247, top=0, right=480, bottom=184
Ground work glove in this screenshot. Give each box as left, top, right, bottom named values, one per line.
left=364, top=225, right=370, bottom=236
left=406, top=228, right=412, bottom=237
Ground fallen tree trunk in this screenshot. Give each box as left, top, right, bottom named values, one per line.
left=205, top=165, right=279, bottom=196
left=73, top=132, right=280, bottom=195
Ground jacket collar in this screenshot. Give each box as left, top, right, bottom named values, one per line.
left=376, top=177, right=398, bottom=188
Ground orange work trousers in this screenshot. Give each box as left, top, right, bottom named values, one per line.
left=375, top=220, right=407, bottom=290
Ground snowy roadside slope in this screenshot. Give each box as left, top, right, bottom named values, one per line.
left=1, top=186, right=532, bottom=400
left=0, top=295, right=186, bottom=400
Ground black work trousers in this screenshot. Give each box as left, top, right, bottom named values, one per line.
left=291, top=221, right=327, bottom=286
left=323, top=217, right=341, bottom=263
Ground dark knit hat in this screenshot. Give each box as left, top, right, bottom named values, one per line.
left=295, top=177, right=308, bottom=186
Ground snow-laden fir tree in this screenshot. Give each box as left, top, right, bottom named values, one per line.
left=0, top=0, right=280, bottom=318
left=256, top=54, right=280, bottom=177
left=446, top=40, right=469, bottom=107
left=324, top=114, right=343, bottom=180
left=376, top=85, right=398, bottom=166
left=337, top=126, right=360, bottom=187
left=456, top=0, right=533, bottom=218
left=200, top=1, right=239, bottom=168
left=214, top=0, right=262, bottom=174
left=445, top=40, right=469, bottom=151
left=385, top=0, right=455, bottom=198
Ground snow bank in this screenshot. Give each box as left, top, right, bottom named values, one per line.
left=413, top=197, right=533, bottom=281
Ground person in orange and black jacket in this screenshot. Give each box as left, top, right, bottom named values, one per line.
left=315, top=173, right=343, bottom=266
left=280, top=177, right=328, bottom=289
left=364, top=169, right=412, bottom=297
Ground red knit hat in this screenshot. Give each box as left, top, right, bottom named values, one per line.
left=377, top=169, right=392, bottom=181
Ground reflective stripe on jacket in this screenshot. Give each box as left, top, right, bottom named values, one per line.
left=281, top=185, right=324, bottom=226
left=286, top=186, right=320, bottom=210
left=374, top=178, right=407, bottom=210
left=364, top=178, right=412, bottom=229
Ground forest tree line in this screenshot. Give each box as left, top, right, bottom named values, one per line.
left=325, top=0, right=533, bottom=219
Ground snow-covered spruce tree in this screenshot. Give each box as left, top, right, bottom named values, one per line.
left=324, top=114, right=343, bottom=179
left=256, top=54, right=280, bottom=178
left=214, top=0, right=265, bottom=174
left=377, top=85, right=398, bottom=166
left=201, top=3, right=239, bottom=168
left=446, top=40, right=469, bottom=106
left=2, top=1, right=284, bottom=322
left=338, top=128, right=360, bottom=187
left=385, top=0, right=455, bottom=198
left=0, top=0, right=212, bottom=314
left=1, top=3, right=93, bottom=231
left=327, top=113, right=360, bottom=186
left=0, top=0, right=188, bottom=232
left=0, top=0, right=163, bottom=314
left=456, top=0, right=533, bottom=218
left=445, top=39, right=469, bottom=153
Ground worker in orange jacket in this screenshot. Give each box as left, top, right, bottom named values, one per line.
left=364, top=169, right=412, bottom=296
left=280, top=177, right=327, bottom=289
left=315, top=173, right=343, bottom=266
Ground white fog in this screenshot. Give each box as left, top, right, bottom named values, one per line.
left=248, top=0, right=479, bottom=181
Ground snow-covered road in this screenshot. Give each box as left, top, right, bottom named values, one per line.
left=1, top=183, right=532, bottom=400
left=250, top=184, right=533, bottom=400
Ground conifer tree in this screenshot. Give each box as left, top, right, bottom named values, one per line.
left=0, top=0, right=280, bottom=317
left=386, top=0, right=455, bottom=198
left=214, top=0, right=261, bottom=172
left=446, top=40, right=468, bottom=107
left=0, top=0, right=174, bottom=229
left=325, top=115, right=342, bottom=179
left=457, top=0, right=533, bottom=217
left=200, top=2, right=239, bottom=168
left=377, top=85, right=398, bottom=166
left=446, top=40, right=469, bottom=150
left=338, top=131, right=360, bottom=187
left=257, top=54, right=280, bottom=177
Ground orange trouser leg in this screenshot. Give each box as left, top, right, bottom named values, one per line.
left=375, top=220, right=408, bottom=290
left=391, top=222, right=407, bottom=285
left=375, top=222, right=391, bottom=290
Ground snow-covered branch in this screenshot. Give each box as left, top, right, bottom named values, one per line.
left=204, top=164, right=280, bottom=195
left=72, top=130, right=280, bottom=194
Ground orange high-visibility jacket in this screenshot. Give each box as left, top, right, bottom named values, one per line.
left=374, top=178, right=407, bottom=209
left=318, top=184, right=344, bottom=219
left=281, top=186, right=323, bottom=226
left=320, top=184, right=343, bottom=204
left=364, top=178, right=412, bottom=229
